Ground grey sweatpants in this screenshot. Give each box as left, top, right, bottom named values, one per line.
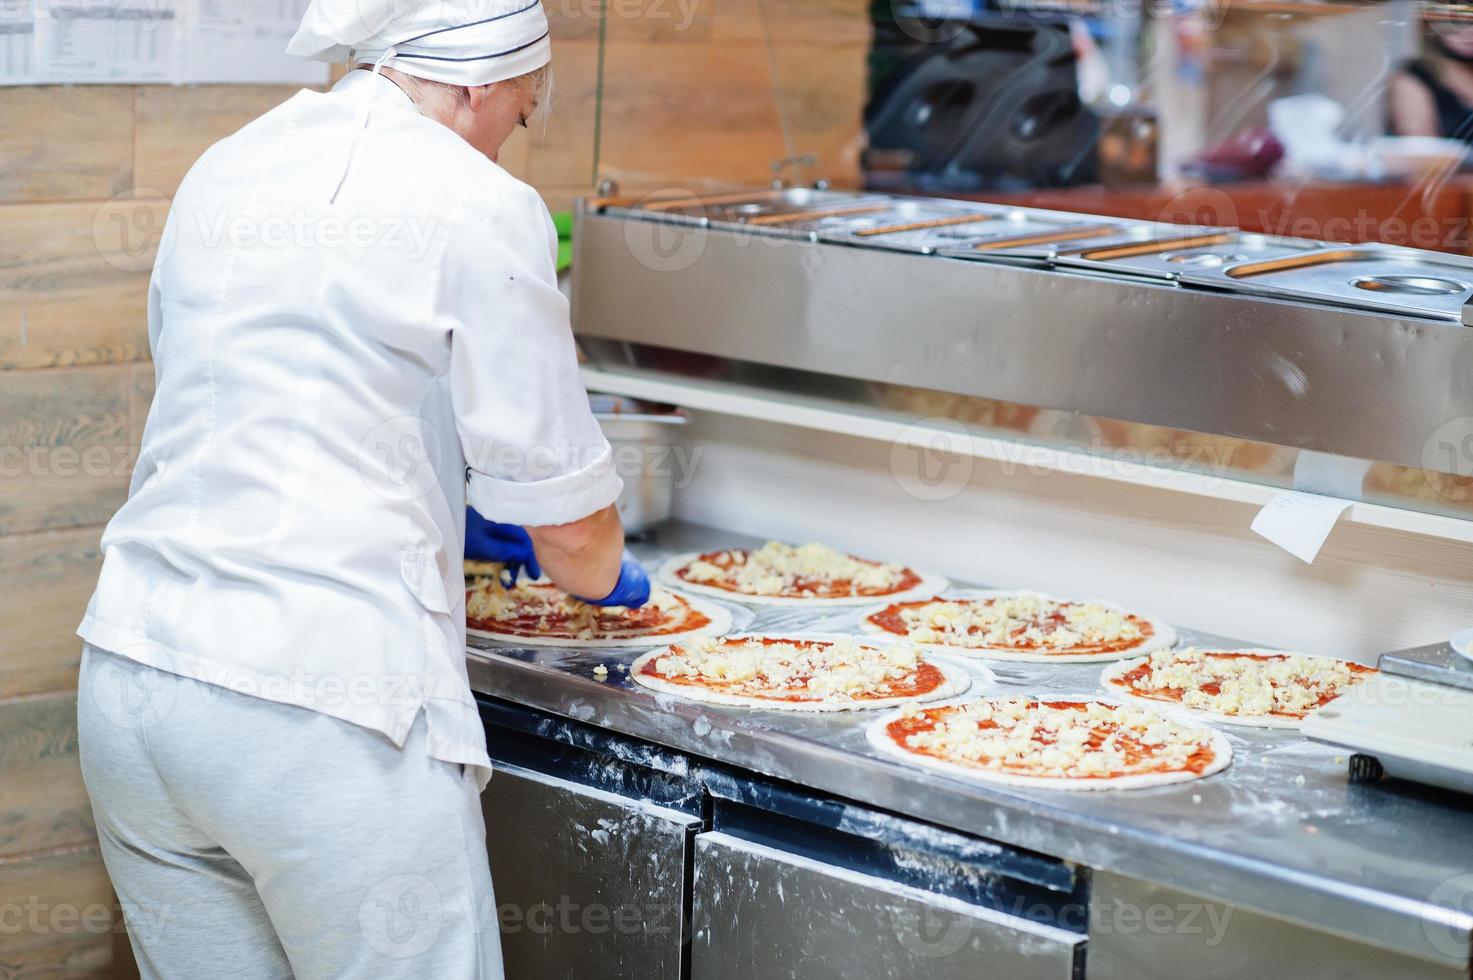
left=77, top=644, right=504, bottom=979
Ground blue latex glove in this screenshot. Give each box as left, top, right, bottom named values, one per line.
left=464, top=508, right=541, bottom=587
left=575, top=553, right=651, bottom=609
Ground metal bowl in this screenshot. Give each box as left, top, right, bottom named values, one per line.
left=591, top=395, right=689, bottom=535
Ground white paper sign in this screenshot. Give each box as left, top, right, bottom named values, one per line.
left=38, top=0, right=182, bottom=84
left=1, top=0, right=326, bottom=85
left=181, top=0, right=324, bottom=85
left=0, top=1, right=37, bottom=83
left=1251, top=490, right=1352, bottom=564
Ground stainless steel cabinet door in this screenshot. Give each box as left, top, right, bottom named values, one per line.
left=1086, top=871, right=1466, bottom=980
left=690, top=831, right=1082, bottom=979
left=483, top=763, right=701, bottom=980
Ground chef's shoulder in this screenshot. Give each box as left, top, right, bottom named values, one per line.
left=407, top=127, right=556, bottom=262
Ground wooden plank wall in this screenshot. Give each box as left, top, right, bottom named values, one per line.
left=0, top=2, right=869, bottom=974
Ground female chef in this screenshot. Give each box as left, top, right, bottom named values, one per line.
left=73, top=1, right=646, bottom=976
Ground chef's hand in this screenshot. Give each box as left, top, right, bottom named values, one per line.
left=574, top=553, right=651, bottom=609
left=465, top=508, right=542, bottom=586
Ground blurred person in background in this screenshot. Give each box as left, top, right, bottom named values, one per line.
left=1390, top=21, right=1473, bottom=141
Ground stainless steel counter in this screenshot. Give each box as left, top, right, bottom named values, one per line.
left=466, top=521, right=1473, bottom=971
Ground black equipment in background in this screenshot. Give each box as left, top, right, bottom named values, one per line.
left=864, top=13, right=1101, bottom=192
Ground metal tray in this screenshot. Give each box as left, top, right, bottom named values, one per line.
left=604, top=188, right=892, bottom=231
left=1211, top=245, right=1473, bottom=321
left=933, top=217, right=1176, bottom=265
left=807, top=199, right=1024, bottom=254
left=1052, top=231, right=1309, bottom=282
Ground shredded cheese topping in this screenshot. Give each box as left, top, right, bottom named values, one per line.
left=896, top=595, right=1142, bottom=651
left=681, top=541, right=908, bottom=596
left=650, top=636, right=927, bottom=702
left=466, top=566, right=683, bottom=640
left=896, top=698, right=1213, bottom=778
left=1124, top=647, right=1370, bottom=717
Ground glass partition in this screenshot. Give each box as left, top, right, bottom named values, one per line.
left=581, top=0, right=1473, bottom=524
left=591, top=0, right=1473, bottom=252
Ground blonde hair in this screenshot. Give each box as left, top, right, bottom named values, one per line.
left=365, top=64, right=554, bottom=125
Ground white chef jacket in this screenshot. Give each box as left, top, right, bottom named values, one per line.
left=78, top=70, right=621, bottom=789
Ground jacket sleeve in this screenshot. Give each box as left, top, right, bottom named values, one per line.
left=437, top=178, right=622, bottom=527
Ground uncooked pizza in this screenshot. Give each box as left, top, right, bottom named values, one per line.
left=867, top=696, right=1231, bottom=790
left=629, top=633, right=976, bottom=711
left=657, top=541, right=946, bottom=606
left=861, top=590, right=1175, bottom=663
left=1100, top=647, right=1378, bottom=729
left=465, top=563, right=731, bottom=648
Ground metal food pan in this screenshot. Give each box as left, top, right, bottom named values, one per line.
left=929, top=218, right=1175, bottom=265
left=1053, top=231, right=1305, bottom=282
left=1210, top=245, right=1473, bottom=321
left=804, top=199, right=1017, bottom=252
left=636, top=188, right=893, bottom=228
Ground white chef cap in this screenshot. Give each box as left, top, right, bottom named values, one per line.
left=287, top=0, right=551, bottom=87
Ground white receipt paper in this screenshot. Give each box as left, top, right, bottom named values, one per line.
left=1251, top=491, right=1352, bottom=564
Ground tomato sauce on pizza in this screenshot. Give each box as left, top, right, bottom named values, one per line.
left=1106, top=648, right=1377, bottom=721
left=674, top=541, right=924, bottom=600
left=867, top=595, right=1156, bottom=657
left=881, top=698, right=1222, bottom=781
left=466, top=573, right=711, bottom=642
left=633, top=635, right=957, bottom=707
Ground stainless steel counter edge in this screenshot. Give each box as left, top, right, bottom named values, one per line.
left=466, top=649, right=1470, bottom=969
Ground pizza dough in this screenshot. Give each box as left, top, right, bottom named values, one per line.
left=860, top=590, right=1176, bottom=663
left=630, top=632, right=979, bottom=711
left=866, top=696, right=1232, bottom=791
left=466, top=575, right=733, bottom=649
left=658, top=542, right=947, bottom=607
left=1100, top=647, right=1378, bottom=729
